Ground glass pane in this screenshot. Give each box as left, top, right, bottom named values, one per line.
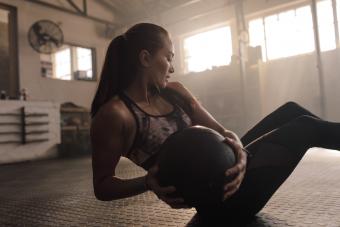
left=75, top=47, right=93, bottom=79
left=54, top=47, right=71, bottom=80
left=317, top=0, right=336, bottom=51
left=265, top=14, right=281, bottom=60
left=337, top=0, right=340, bottom=41
left=0, top=8, right=10, bottom=95
left=278, top=9, right=295, bottom=58
left=265, top=6, right=314, bottom=60
left=184, top=26, right=232, bottom=73
left=40, top=54, right=53, bottom=78
left=248, top=18, right=266, bottom=61
left=295, top=6, right=315, bottom=54
left=41, top=44, right=95, bottom=81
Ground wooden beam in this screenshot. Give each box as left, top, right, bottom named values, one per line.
left=83, top=0, right=87, bottom=15
left=26, top=0, right=116, bottom=26
left=66, top=0, right=83, bottom=15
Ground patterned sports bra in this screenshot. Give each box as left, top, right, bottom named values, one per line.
left=119, top=90, right=192, bottom=170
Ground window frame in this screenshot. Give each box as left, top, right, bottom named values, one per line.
left=42, top=43, right=97, bottom=82
left=0, top=3, right=19, bottom=97
left=180, top=22, right=234, bottom=75
left=246, top=0, right=340, bottom=62
left=247, top=1, right=313, bottom=62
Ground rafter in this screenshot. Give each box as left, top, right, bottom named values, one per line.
left=66, top=0, right=83, bottom=15
left=25, top=0, right=115, bottom=26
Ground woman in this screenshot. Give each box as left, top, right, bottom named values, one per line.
left=90, top=23, right=340, bottom=225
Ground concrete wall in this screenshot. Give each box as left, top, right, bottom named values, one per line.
left=0, top=100, right=60, bottom=164
left=257, top=53, right=321, bottom=117
left=320, top=50, right=340, bottom=122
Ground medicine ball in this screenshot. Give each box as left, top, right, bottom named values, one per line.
left=157, top=125, right=236, bottom=207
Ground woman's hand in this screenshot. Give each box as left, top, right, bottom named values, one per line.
left=145, top=165, right=191, bottom=209
left=222, top=137, right=247, bottom=201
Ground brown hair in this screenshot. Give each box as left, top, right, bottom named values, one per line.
left=90, top=23, right=169, bottom=117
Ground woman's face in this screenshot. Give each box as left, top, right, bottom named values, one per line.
left=147, top=35, right=175, bottom=89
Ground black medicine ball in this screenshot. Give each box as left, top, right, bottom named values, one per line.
left=157, top=125, right=236, bottom=207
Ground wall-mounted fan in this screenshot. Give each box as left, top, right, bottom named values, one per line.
left=28, top=20, right=64, bottom=54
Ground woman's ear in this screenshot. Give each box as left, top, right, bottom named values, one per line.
left=139, top=49, right=152, bottom=67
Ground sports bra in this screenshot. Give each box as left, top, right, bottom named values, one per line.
left=119, top=90, right=192, bottom=170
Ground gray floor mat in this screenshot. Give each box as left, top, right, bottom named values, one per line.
left=0, top=148, right=339, bottom=226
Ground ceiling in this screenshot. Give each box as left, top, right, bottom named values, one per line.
left=28, top=0, right=235, bottom=26
left=94, top=0, right=197, bottom=24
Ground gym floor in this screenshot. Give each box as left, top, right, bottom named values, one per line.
left=0, top=148, right=340, bottom=227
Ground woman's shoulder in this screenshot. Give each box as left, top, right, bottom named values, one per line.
left=164, top=81, right=198, bottom=116
left=91, top=95, right=131, bottom=127
left=90, top=96, right=134, bottom=162
left=165, top=81, right=199, bottom=108
left=166, top=81, right=185, bottom=93
left=166, top=81, right=196, bottom=101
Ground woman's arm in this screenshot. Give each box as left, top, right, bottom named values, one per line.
left=91, top=101, right=187, bottom=208
left=91, top=103, right=147, bottom=201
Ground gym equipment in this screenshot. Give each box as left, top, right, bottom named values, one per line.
left=157, top=125, right=236, bottom=207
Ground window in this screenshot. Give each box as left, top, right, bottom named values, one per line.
left=55, top=47, right=71, bottom=80
left=75, top=47, right=93, bottom=79
left=248, top=18, right=266, bottom=61
left=183, top=26, right=233, bottom=73
left=317, top=0, right=336, bottom=51
left=248, top=1, right=338, bottom=61
left=337, top=0, right=340, bottom=39
left=0, top=4, right=18, bottom=98
left=40, top=44, right=96, bottom=81
left=249, top=5, right=315, bottom=61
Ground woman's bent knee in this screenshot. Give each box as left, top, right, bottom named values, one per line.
left=282, top=101, right=301, bottom=110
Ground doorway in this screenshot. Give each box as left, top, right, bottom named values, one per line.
left=0, top=3, right=18, bottom=99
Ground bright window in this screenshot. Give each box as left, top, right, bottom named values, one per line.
left=40, top=44, right=95, bottom=81
left=317, top=0, right=336, bottom=51
left=266, top=6, right=315, bottom=60
left=248, top=1, right=337, bottom=61
left=249, top=18, right=266, bottom=61
left=183, top=26, right=233, bottom=73
left=249, top=5, right=315, bottom=61
left=55, top=47, right=71, bottom=80
left=75, top=47, right=93, bottom=79
left=337, top=0, right=340, bottom=39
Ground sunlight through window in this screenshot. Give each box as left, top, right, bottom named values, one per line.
left=248, top=1, right=338, bottom=61
left=55, top=48, right=71, bottom=80
left=317, top=0, right=336, bottom=51
left=76, top=47, right=93, bottom=79
left=337, top=0, right=340, bottom=41
left=49, top=45, right=94, bottom=81
left=264, top=6, right=315, bottom=60
left=183, top=26, right=232, bottom=73
left=249, top=19, right=266, bottom=61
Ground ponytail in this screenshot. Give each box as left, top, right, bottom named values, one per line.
left=91, top=35, right=132, bottom=118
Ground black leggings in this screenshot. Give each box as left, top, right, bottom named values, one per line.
left=196, top=102, right=340, bottom=225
